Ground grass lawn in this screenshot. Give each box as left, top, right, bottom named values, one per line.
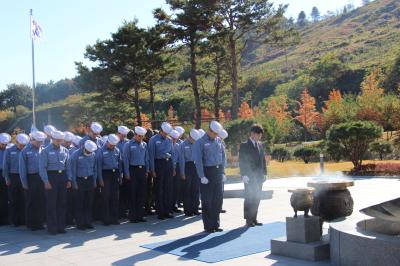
left=225, top=160, right=400, bottom=179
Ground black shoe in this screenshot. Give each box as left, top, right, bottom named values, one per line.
left=246, top=222, right=255, bottom=227
left=77, top=226, right=86, bottom=230
left=193, top=211, right=201, bottom=215
left=157, top=215, right=165, bottom=220
left=173, top=208, right=182, bottom=213
left=138, top=218, right=147, bottom=223
left=130, top=219, right=139, bottom=223
left=111, top=221, right=120, bottom=225
left=204, top=229, right=215, bottom=233
left=220, top=209, right=227, bottom=213
left=165, top=214, right=174, bottom=219
left=254, top=221, right=263, bottom=226
left=85, top=224, right=94, bottom=229
left=58, top=229, right=67, bottom=234
left=215, top=228, right=223, bottom=232
left=103, top=222, right=111, bottom=226
left=30, top=226, right=45, bottom=231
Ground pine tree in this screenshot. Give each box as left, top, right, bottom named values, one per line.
left=311, top=7, right=320, bottom=22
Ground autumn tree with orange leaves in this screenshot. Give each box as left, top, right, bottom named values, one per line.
left=322, top=89, right=344, bottom=131
left=356, top=68, right=385, bottom=124
left=296, top=89, right=320, bottom=141
left=265, top=95, right=293, bottom=141
left=238, top=101, right=253, bottom=119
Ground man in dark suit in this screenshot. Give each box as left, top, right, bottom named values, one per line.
left=239, top=124, right=267, bottom=227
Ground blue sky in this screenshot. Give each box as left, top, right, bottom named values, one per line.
left=0, top=0, right=363, bottom=91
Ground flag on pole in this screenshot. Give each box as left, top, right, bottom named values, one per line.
left=31, top=19, right=42, bottom=41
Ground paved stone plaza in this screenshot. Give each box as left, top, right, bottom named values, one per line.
left=0, top=176, right=398, bottom=266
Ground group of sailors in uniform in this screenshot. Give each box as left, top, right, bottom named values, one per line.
left=0, top=120, right=237, bottom=235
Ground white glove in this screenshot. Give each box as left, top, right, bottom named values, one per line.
left=200, top=177, right=209, bottom=184
left=222, top=175, right=227, bottom=182
left=242, top=176, right=250, bottom=184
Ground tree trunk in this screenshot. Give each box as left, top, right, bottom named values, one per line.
left=214, top=54, right=221, bottom=120
left=229, top=34, right=239, bottom=119
left=190, top=42, right=201, bottom=129
left=149, top=85, right=156, bottom=129
left=134, top=87, right=141, bottom=126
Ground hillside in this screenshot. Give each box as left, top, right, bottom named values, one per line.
left=242, top=0, right=400, bottom=80
left=2, top=0, right=400, bottom=133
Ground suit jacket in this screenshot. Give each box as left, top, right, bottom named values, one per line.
left=239, top=139, right=267, bottom=182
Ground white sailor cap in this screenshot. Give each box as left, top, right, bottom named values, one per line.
left=90, top=122, right=103, bottom=134
left=16, top=133, right=30, bottom=145
left=210, top=121, right=223, bottom=134
left=175, top=126, right=185, bottom=137
left=190, top=129, right=201, bottom=141
left=44, top=125, right=56, bottom=136
left=134, top=126, right=147, bottom=136
left=101, top=135, right=108, bottom=143
left=170, top=130, right=180, bottom=139
left=0, top=133, right=11, bottom=144
left=32, top=131, right=47, bottom=142
left=161, top=122, right=173, bottom=134
left=64, top=131, right=74, bottom=142
left=107, top=134, right=119, bottom=145
left=218, top=129, right=228, bottom=140
left=118, top=125, right=130, bottom=135
left=72, top=135, right=82, bottom=146
left=84, top=140, right=98, bottom=153
left=51, top=130, right=65, bottom=140
left=198, top=129, right=206, bottom=137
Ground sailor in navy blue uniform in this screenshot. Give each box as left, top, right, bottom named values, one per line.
left=69, top=140, right=98, bottom=230
left=0, top=133, right=11, bottom=225
left=97, top=134, right=122, bottom=225
left=193, top=121, right=226, bottom=233
left=148, top=122, right=174, bottom=219
left=39, top=130, right=71, bottom=235
left=179, top=129, right=201, bottom=216
left=19, top=131, right=46, bottom=230
left=3, top=133, right=29, bottom=226
left=123, top=126, right=149, bottom=222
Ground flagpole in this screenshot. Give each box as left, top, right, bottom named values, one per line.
left=30, top=9, right=36, bottom=127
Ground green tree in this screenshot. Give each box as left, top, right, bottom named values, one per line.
left=0, top=84, right=32, bottom=113
left=154, top=0, right=217, bottom=128
left=369, top=140, right=393, bottom=160
left=311, top=7, right=320, bottom=22
left=297, top=11, right=307, bottom=27
left=271, top=147, right=290, bottom=162
left=197, top=30, right=231, bottom=120
left=215, top=0, right=286, bottom=119
left=293, top=146, right=319, bottom=164
left=326, top=121, right=383, bottom=169
left=142, top=26, right=176, bottom=128
left=264, top=16, right=300, bottom=71
left=80, top=20, right=149, bottom=125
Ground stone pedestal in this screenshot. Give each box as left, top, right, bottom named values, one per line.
left=271, top=216, right=330, bottom=261
left=287, top=215, right=321, bottom=243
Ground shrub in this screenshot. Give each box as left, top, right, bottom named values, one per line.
left=369, top=141, right=393, bottom=160
left=293, top=146, right=319, bottom=163
left=271, top=147, right=291, bottom=162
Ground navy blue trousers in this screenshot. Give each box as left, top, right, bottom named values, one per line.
left=9, top=173, right=25, bottom=226
left=25, top=174, right=45, bottom=229
left=154, top=159, right=173, bottom=217
left=200, top=166, right=223, bottom=231
left=102, top=170, right=120, bottom=224
left=74, top=176, right=94, bottom=227
left=0, top=174, right=9, bottom=225
left=45, top=172, right=67, bottom=234
left=183, top=162, right=200, bottom=215
left=129, top=166, right=147, bottom=220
